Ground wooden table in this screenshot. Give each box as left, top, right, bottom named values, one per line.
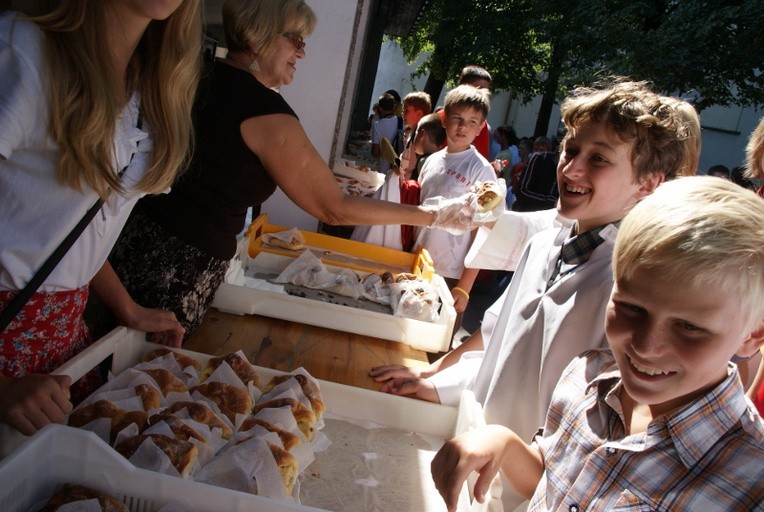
left=184, top=308, right=430, bottom=391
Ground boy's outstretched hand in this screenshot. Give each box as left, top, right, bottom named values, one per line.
left=432, top=426, right=513, bottom=511
left=369, top=363, right=430, bottom=382
left=432, top=425, right=544, bottom=511
left=380, top=376, right=439, bottom=402
left=369, top=364, right=440, bottom=402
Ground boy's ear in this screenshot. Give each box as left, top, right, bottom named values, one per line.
left=635, top=172, right=666, bottom=200
left=737, top=319, right=764, bottom=359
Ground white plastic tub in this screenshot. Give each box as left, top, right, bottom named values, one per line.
left=0, top=328, right=486, bottom=512
left=212, top=251, right=457, bottom=353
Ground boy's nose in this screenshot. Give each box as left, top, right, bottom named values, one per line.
left=561, top=156, right=584, bottom=178
left=631, top=322, right=668, bottom=356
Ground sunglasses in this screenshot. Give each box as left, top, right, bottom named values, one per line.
left=282, top=32, right=306, bottom=51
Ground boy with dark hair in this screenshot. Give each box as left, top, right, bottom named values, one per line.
left=399, top=91, right=432, bottom=179
left=412, top=113, right=447, bottom=180
left=456, top=65, right=492, bottom=159
left=433, top=177, right=764, bottom=511
left=459, top=64, right=492, bottom=90
left=414, top=85, right=497, bottom=318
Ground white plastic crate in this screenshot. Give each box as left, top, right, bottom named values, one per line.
left=212, top=251, right=457, bottom=353
left=0, top=327, right=486, bottom=512
left=0, top=424, right=317, bottom=512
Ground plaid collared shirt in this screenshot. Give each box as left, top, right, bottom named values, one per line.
left=530, top=349, right=764, bottom=511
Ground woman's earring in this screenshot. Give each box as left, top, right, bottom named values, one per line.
left=248, top=59, right=261, bottom=73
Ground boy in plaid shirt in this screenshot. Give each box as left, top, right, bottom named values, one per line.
left=433, top=177, right=764, bottom=511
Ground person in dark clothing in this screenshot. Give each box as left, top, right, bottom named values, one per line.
left=511, top=151, right=560, bottom=212
left=107, top=0, right=476, bottom=340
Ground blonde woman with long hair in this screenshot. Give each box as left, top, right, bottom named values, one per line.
left=0, top=0, right=202, bottom=435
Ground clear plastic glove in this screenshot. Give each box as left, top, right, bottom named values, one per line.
left=424, top=179, right=507, bottom=234
left=423, top=194, right=476, bottom=235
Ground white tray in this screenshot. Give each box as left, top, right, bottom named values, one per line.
left=212, top=252, right=456, bottom=353
left=0, top=328, right=486, bottom=512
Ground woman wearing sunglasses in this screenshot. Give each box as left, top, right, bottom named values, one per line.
left=108, top=0, right=478, bottom=340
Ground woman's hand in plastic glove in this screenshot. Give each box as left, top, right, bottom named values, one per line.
left=424, top=179, right=507, bottom=234
left=423, top=194, right=478, bottom=235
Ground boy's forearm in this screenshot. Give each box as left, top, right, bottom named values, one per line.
left=501, top=432, right=545, bottom=499
left=427, top=330, right=484, bottom=375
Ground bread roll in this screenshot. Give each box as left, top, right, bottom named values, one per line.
left=110, top=410, right=148, bottom=444
left=239, top=417, right=301, bottom=451
left=39, top=483, right=128, bottom=512
left=68, top=400, right=147, bottom=444
left=151, top=414, right=206, bottom=443
left=159, top=400, right=233, bottom=439
left=140, top=368, right=187, bottom=395
left=134, top=384, right=161, bottom=411
left=200, top=353, right=261, bottom=387
left=190, top=381, right=254, bottom=422
left=68, top=400, right=124, bottom=428
left=475, top=181, right=503, bottom=212
left=262, top=374, right=325, bottom=420
left=142, top=347, right=202, bottom=371
left=252, top=397, right=315, bottom=441
left=115, top=434, right=198, bottom=478
left=394, top=272, right=418, bottom=283
left=268, top=443, right=299, bottom=494
left=267, top=230, right=305, bottom=251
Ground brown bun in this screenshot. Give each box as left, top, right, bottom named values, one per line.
left=252, top=397, right=315, bottom=441
left=39, top=483, right=128, bottom=512
left=200, top=353, right=261, bottom=387
left=68, top=400, right=146, bottom=444
left=110, top=410, right=148, bottom=444
left=267, top=230, right=305, bottom=251
left=190, top=381, right=254, bottom=423
left=394, top=272, right=418, bottom=283
left=140, top=368, right=188, bottom=396
left=262, top=374, right=325, bottom=420
left=159, top=401, right=233, bottom=439
left=239, top=417, right=301, bottom=451
left=475, top=181, right=503, bottom=212
left=68, top=400, right=124, bottom=428
left=142, top=347, right=202, bottom=371
left=135, top=384, right=161, bottom=411
left=268, top=443, right=299, bottom=494
left=151, top=415, right=206, bottom=443
left=115, top=434, right=198, bottom=478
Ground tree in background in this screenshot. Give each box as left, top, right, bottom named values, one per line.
left=396, top=0, right=764, bottom=137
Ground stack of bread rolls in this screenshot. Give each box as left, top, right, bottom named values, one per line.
left=65, top=347, right=325, bottom=499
